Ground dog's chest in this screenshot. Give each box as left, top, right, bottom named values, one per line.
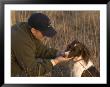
left=71, top=60, right=94, bottom=77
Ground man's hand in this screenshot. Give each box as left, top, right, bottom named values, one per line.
left=56, top=50, right=65, bottom=57
left=51, top=51, right=73, bottom=66
left=56, top=50, right=70, bottom=57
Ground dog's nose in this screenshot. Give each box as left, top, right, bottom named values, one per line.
left=64, top=51, right=70, bottom=57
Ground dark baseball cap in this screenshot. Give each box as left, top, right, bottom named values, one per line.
left=28, top=13, right=57, bottom=37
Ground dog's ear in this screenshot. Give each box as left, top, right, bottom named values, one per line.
left=66, top=40, right=80, bottom=51
left=81, top=45, right=90, bottom=64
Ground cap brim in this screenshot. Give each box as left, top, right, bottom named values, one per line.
left=42, top=27, right=57, bottom=37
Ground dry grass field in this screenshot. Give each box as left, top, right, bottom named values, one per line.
left=11, top=11, right=100, bottom=77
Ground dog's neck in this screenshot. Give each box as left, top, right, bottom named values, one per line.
left=71, top=59, right=94, bottom=77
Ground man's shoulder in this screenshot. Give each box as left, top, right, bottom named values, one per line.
left=11, top=22, right=31, bottom=37
left=11, top=22, right=36, bottom=48
left=11, top=22, right=31, bottom=40
left=11, top=22, right=29, bottom=31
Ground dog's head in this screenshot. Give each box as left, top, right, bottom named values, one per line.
left=65, top=40, right=90, bottom=64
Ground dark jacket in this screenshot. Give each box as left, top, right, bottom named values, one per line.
left=11, top=22, right=58, bottom=77
left=81, top=66, right=100, bottom=77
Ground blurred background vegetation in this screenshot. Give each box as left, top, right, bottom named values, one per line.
left=11, top=11, right=100, bottom=77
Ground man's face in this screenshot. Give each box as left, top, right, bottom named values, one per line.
left=31, top=28, right=44, bottom=41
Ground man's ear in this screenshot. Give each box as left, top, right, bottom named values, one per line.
left=31, top=28, right=39, bottom=35
left=31, top=28, right=36, bottom=33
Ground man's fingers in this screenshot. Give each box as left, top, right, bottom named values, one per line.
left=64, top=57, right=74, bottom=61
left=67, top=57, right=74, bottom=60
left=70, top=57, right=74, bottom=59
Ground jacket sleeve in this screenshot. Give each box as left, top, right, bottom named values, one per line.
left=35, top=40, right=58, bottom=60
left=11, top=26, right=55, bottom=76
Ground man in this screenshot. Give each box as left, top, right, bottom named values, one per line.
left=11, top=13, right=71, bottom=77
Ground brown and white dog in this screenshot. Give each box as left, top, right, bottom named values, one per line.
left=65, top=40, right=100, bottom=77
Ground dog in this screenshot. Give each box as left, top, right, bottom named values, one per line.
left=65, top=40, right=100, bottom=77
